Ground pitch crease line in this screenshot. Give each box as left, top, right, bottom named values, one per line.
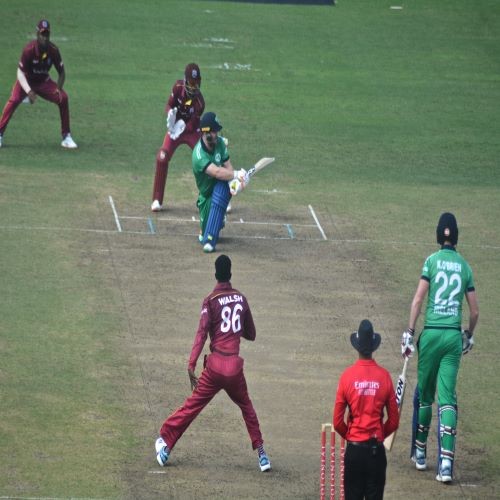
left=147, top=217, right=156, bottom=234
left=121, top=215, right=316, bottom=228
left=108, top=196, right=122, bottom=232
left=308, top=204, right=327, bottom=240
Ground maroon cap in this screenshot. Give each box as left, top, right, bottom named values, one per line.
left=184, top=63, right=201, bottom=84
left=37, top=19, right=50, bottom=33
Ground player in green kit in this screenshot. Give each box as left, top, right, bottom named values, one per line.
left=401, top=213, right=479, bottom=483
left=192, top=112, right=248, bottom=253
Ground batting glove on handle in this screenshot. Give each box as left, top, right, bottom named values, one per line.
left=233, top=168, right=247, bottom=182
left=166, top=107, right=177, bottom=133
left=461, top=329, right=474, bottom=355
left=401, top=328, right=415, bottom=359
left=229, top=178, right=244, bottom=196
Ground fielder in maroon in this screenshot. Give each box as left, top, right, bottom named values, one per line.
left=0, top=20, right=77, bottom=149
left=155, top=255, right=271, bottom=472
left=151, top=63, right=205, bottom=211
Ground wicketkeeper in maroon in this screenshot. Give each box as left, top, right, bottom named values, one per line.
left=0, top=20, right=77, bottom=149
left=155, top=255, right=271, bottom=472
left=151, top=63, right=205, bottom=211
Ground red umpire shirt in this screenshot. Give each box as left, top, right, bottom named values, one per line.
left=334, top=359, right=399, bottom=442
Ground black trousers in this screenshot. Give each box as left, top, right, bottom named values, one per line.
left=344, top=442, right=387, bottom=500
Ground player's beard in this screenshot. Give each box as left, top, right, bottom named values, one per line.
left=205, top=133, right=217, bottom=149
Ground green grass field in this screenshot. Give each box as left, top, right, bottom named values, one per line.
left=1, top=1, right=499, bottom=498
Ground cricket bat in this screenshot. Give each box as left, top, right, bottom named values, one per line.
left=384, top=356, right=410, bottom=451
left=247, top=157, right=275, bottom=178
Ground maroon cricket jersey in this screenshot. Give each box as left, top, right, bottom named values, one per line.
left=188, top=282, right=256, bottom=371
left=167, top=80, right=205, bottom=134
left=19, top=40, right=64, bottom=84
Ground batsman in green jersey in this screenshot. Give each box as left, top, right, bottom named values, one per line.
left=401, top=212, right=479, bottom=484
left=192, top=112, right=248, bottom=253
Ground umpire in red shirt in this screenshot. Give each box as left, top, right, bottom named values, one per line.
left=334, top=320, right=399, bottom=500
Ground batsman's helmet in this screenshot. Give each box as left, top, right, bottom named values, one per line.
left=200, top=112, right=223, bottom=133
left=436, top=212, right=458, bottom=245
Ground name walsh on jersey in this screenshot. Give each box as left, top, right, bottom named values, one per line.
left=218, top=294, right=243, bottom=306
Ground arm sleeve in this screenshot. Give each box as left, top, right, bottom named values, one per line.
left=166, top=83, right=177, bottom=113
left=17, top=67, right=31, bottom=94
left=383, top=377, right=400, bottom=438
left=242, top=304, right=256, bottom=341
left=52, top=47, right=64, bottom=73
left=188, top=299, right=210, bottom=371
left=333, top=378, right=349, bottom=439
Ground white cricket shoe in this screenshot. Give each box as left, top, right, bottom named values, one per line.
left=413, top=448, right=427, bottom=471
left=155, top=437, right=167, bottom=454
left=155, top=437, right=170, bottom=467
left=151, top=200, right=163, bottom=212
left=61, top=134, right=78, bottom=149
left=259, top=453, right=271, bottom=472
left=226, top=202, right=232, bottom=213
left=436, top=458, right=452, bottom=483
left=203, top=242, right=214, bottom=253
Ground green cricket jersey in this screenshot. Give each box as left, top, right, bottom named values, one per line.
left=192, top=137, right=229, bottom=201
left=421, top=246, right=475, bottom=329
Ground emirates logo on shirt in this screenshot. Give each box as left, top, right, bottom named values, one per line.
left=355, top=380, right=380, bottom=396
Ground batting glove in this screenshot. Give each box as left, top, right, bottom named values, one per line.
left=229, top=178, right=244, bottom=196
left=461, top=329, right=474, bottom=355
left=166, top=107, right=177, bottom=133
left=233, top=168, right=247, bottom=182
left=401, top=328, right=415, bottom=359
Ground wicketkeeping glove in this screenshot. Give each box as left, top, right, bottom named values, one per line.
left=166, top=107, right=177, bottom=133
left=169, top=119, right=186, bottom=140
left=401, top=328, right=415, bottom=359
left=461, top=329, right=474, bottom=355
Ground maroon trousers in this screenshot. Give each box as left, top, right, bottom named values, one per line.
left=0, top=79, right=71, bottom=137
left=152, top=128, right=201, bottom=205
left=160, top=353, right=264, bottom=451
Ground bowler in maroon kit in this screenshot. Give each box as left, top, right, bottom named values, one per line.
left=155, top=255, right=271, bottom=472
left=151, top=63, right=205, bottom=211
left=0, top=20, right=77, bottom=149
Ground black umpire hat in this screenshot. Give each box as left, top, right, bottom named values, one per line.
left=350, top=319, right=381, bottom=356
left=200, top=112, right=223, bottom=133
